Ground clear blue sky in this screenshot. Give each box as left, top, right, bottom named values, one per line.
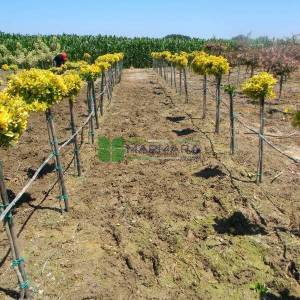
left=1, top=0, right=299, bottom=38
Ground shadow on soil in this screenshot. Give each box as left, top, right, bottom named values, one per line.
left=173, top=128, right=196, bottom=136
left=0, top=178, right=60, bottom=275
left=0, top=250, right=10, bottom=268
left=166, top=116, right=185, bottom=123
left=213, top=211, right=267, bottom=235
left=7, top=190, right=34, bottom=209
left=0, top=287, right=19, bottom=299
left=193, top=166, right=226, bottom=179
left=263, top=288, right=300, bottom=299
left=26, top=162, right=56, bottom=179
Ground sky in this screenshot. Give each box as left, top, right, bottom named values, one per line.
left=1, top=0, right=299, bottom=38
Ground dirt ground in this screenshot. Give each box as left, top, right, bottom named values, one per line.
left=0, top=67, right=299, bottom=300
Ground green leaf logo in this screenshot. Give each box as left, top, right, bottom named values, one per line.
left=98, top=136, right=125, bottom=162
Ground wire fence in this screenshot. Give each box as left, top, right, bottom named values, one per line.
left=154, top=63, right=300, bottom=167
left=0, top=74, right=112, bottom=221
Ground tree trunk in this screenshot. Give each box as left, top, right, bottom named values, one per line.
left=237, top=64, right=241, bottom=86
left=227, top=70, right=231, bottom=84
left=0, top=161, right=31, bottom=299
left=69, top=99, right=81, bottom=176
left=99, top=71, right=104, bottom=116
left=173, top=65, right=177, bottom=92
left=159, top=60, right=163, bottom=77
left=179, top=69, right=182, bottom=95
left=257, top=96, right=265, bottom=183
left=87, top=82, right=95, bottom=144
left=46, top=109, right=69, bottom=211
left=215, top=75, right=222, bottom=133
left=91, top=81, right=99, bottom=128
left=202, top=74, right=207, bottom=119
left=278, top=74, right=284, bottom=101
left=250, top=65, right=254, bottom=77
left=170, top=63, right=173, bottom=87
left=229, top=92, right=236, bottom=154
left=163, top=62, right=167, bottom=80
left=183, top=68, right=188, bottom=103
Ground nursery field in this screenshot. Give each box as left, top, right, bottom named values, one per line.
left=0, top=65, right=299, bottom=299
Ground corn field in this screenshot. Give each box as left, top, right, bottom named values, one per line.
left=0, top=32, right=238, bottom=68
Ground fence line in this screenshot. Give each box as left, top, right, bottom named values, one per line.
left=217, top=91, right=300, bottom=164
left=0, top=84, right=109, bottom=222
left=154, top=64, right=300, bottom=166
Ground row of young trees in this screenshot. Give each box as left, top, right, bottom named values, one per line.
left=204, top=42, right=300, bottom=100
left=0, top=52, right=124, bottom=299
left=152, top=50, right=299, bottom=184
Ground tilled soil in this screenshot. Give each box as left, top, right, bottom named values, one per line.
left=0, top=68, right=299, bottom=300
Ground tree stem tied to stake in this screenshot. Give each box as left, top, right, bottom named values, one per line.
left=91, top=80, right=99, bottom=129
left=170, top=63, right=173, bottom=87
left=215, top=75, right=222, bottom=134
left=179, top=69, right=182, bottom=95
left=87, top=82, right=95, bottom=144
left=68, top=99, right=81, bottom=176
left=99, top=71, right=105, bottom=116
left=0, top=161, right=31, bottom=299
left=202, top=74, right=207, bottom=119
left=224, top=84, right=237, bottom=154
left=173, top=64, right=177, bottom=92
left=46, top=109, right=69, bottom=211
left=183, top=68, right=188, bottom=103
left=257, top=96, right=265, bottom=183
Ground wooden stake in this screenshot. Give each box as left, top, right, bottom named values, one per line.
left=46, top=109, right=69, bottom=211
left=257, top=96, right=265, bottom=183
left=163, top=62, right=167, bottom=81
left=80, top=126, right=85, bottom=145
left=68, top=99, right=81, bottom=176
left=183, top=68, right=188, bottom=103
left=170, top=64, right=173, bottom=87
left=110, top=66, right=115, bottom=88
left=109, top=68, right=113, bottom=98
left=202, top=74, right=207, bottom=119
left=86, top=85, right=95, bottom=144
left=114, top=63, right=118, bottom=84
left=278, top=74, right=284, bottom=101
left=159, top=59, right=163, bottom=77
left=99, top=71, right=105, bottom=116
left=46, top=113, right=63, bottom=213
left=104, top=71, right=112, bottom=102
left=0, top=161, right=31, bottom=299
left=229, top=92, right=236, bottom=154
left=179, top=69, right=182, bottom=95
left=173, top=65, right=177, bottom=92
left=119, top=61, right=123, bottom=82
left=91, top=81, right=99, bottom=128
left=237, top=64, right=241, bottom=86
left=215, top=75, right=222, bottom=134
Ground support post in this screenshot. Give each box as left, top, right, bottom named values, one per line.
left=0, top=161, right=31, bottom=299
left=68, top=99, right=81, bottom=176
left=257, top=96, right=265, bottom=183
left=46, top=109, right=69, bottom=211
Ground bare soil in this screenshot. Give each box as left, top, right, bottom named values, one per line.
left=0, top=68, right=299, bottom=300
